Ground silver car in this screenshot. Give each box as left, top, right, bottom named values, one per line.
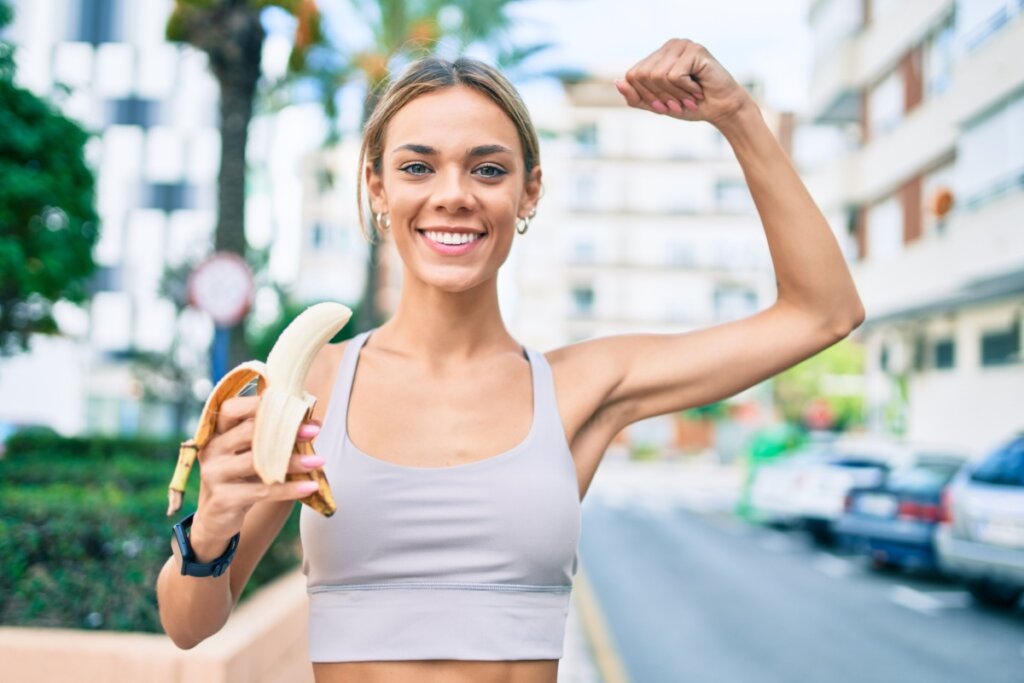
left=936, top=433, right=1024, bottom=608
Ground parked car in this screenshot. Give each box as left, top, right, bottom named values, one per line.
left=750, top=435, right=908, bottom=542
left=834, top=452, right=969, bottom=572
left=936, top=433, right=1024, bottom=609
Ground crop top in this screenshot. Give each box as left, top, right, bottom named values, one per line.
left=300, top=329, right=582, bottom=662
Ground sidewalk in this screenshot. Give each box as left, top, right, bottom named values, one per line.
left=559, top=589, right=603, bottom=683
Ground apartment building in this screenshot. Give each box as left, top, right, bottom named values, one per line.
left=0, top=0, right=221, bottom=434
left=804, top=0, right=1024, bottom=451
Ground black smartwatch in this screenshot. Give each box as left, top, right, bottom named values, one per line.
left=172, top=512, right=240, bottom=578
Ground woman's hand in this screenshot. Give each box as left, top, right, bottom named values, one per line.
left=189, top=396, right=323, bottom=557
left=615, top=39, right=754, bottom=129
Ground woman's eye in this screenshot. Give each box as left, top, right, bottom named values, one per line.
left=400, top=162, right=431, bottom=175
left=475, top=165, right=507, bottom=178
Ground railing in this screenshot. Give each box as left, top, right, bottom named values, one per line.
left=962, top=2, right=1020, bottom=53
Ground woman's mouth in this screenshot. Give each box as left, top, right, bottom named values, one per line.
left=416, top=229, right=487, bottom=256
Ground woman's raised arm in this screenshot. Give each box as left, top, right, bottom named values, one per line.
left=556, top=39, right=864, bottom=435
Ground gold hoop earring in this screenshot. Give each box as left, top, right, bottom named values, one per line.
left=375, top=212, right=391, bottom=231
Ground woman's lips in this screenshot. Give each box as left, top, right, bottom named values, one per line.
left=417, top=230, right=486, bottom=256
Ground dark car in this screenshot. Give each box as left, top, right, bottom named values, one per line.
left=835, top=453, right=968, bottom=572
left=937, top=433, right=1024, bottom=609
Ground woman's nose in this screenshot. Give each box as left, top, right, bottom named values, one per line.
left=432, top=169, right=476, bottom=213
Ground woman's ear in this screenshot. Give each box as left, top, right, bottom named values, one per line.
left=365, top=162, right=388, bottom=214
left=520, top=165, right=543, bottom=218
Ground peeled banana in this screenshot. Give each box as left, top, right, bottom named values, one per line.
left=166, top=301, right=352, bottom=518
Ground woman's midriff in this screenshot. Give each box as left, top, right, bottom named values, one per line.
left=312, top=659, right=559, bottom=683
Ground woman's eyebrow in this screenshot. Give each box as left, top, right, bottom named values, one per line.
left=392, top=143, right=512, bottom=157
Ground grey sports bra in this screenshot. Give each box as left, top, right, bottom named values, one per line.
left=300, top=329, right=582, bottom=662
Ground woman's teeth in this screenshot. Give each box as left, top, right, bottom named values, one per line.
left=422, top=231, right=482, bottom=245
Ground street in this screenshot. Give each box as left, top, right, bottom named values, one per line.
left=579, top=458, right=1024, bottom=683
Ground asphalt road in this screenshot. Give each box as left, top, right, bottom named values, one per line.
left=579, top=459, right=1024, bottom=683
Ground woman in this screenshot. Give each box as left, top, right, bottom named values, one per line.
left=157, top=39, right=864, bottom=683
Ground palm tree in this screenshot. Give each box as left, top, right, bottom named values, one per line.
left=165, top=0, right=324, bottom=366
left=342, top=0, right=550, bottom=331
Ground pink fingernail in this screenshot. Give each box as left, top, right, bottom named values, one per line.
left=298, top=481, right=320, bottom=494
left=684, top=99, right=699, bottom=111
left=666, top=99, right=683, bottom=114
left=650, top=100, right=668, bottom=113
left=298, top=423, right=321, bottom=438
left=300, top=455, right=325, bottom=469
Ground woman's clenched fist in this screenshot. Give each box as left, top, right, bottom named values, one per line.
left=615, top=39, right=753, bottom=129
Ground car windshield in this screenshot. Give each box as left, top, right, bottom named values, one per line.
left=970, top=437, right=1024, bottom=487
left=887, top=461, right=963, bottom=492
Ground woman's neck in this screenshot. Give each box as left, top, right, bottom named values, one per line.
left=370, top=271, right=517, bottom=363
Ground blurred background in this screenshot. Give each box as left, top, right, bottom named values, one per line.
left=0, top=1, right=1021, bottom=682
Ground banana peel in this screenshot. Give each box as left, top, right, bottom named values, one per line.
left=167, top=302, right=352, bottom=518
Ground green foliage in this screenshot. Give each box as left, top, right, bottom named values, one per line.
left=682, top=401, right=729, bottom=421
left=0, top=11, right=99, bottom=356
left=772, top=339, right=866, bottom=431
left=0, top=432, right=302, bottom=632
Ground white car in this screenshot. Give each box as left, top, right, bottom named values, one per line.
left=936, top=433, right=1024, bottom=608
left=751, top=435, right=953, bottom=544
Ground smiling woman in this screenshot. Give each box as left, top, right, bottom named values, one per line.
left=158, top=42, right=864, bottom=683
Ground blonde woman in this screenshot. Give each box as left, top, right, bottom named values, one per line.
left=157, top=39, right=864, bottom=683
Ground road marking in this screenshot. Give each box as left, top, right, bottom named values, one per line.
left=574, top=566, right=632, bottom=683
left=887, top=586, right=943, bottom=615
left=813, top=552, right=855, bottom=578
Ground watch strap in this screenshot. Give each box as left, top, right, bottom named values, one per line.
left=173, top=512, right=240, bottom=578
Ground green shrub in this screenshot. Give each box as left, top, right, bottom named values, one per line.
left=0, top=432, right=302, bottom=632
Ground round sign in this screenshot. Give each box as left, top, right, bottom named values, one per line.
left=187, top=252, right=254, bottom=327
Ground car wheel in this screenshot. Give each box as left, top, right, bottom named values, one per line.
left=965, top=579, right=1022, bottom=609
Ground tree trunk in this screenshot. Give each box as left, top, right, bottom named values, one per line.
left=205, top=7, right=264, bottom=367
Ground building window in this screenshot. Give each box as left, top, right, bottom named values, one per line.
left=572, top=174, right=597, bottom=209
left=668, top=242, right=696, bottom=267
left=866, top=194, right=903, bottom=261
left=572, top=241, right=595, bottom=264
left=311, top=223, right=325, bottom=250
left=934, top=338, right=955, bottom=369
left=571, top=285, right=595, bottom=317
left=109, top=96, right=156, bottom=128
left=147, top=182, right=192, bottom=212
left=868, top=69, right=904, bottom=138
left=956, top=93, right=1024, bottom=209
left=981, top=325, right=1020, bottom=366
left=924, top=17, right=955, bottom=98
left=713, top=287, right=756, bottom=321
left=78, top=0, right=120, bottom=44
left=715, top=179, right=753, bottom=213
left=574, top=124, right=598, bottom=156
left=880, top=345, right=890, bottom=372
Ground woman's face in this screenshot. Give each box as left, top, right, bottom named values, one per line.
left=367, top=85, right=542, bottom=293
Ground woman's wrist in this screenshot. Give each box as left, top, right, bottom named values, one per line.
left=712, top=97, right=763, bottom=141
left=188, top=523, right=235, bottom=564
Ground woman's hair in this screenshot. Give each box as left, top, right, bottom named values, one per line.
left=356, top=56, right=541, bottom=242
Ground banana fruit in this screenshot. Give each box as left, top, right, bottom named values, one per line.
left=166, top=302, right=352, bottom=518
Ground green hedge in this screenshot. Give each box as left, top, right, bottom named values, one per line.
left=0, top=432, right=302, bottom=632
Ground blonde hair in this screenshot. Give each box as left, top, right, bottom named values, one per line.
left=356, top=56, right=541, bottom=243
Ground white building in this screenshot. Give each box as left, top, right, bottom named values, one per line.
left=804, top=0, right=1024, bottom=452
left=510, top=76, right=790, bottom=455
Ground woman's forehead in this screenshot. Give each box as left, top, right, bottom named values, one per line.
left=385, top=87, right=520, bottom=154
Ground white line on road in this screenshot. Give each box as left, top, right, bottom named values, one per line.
left=813, top=553, right=855, bottom=578
left=887, top=586, right=944, bottom=615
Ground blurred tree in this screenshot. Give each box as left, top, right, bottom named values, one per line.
left=773, top=338, right=866, bottom=431
left=0, top=0, right=100, bottom=356
left=165, top=0, right=325, bottom=367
